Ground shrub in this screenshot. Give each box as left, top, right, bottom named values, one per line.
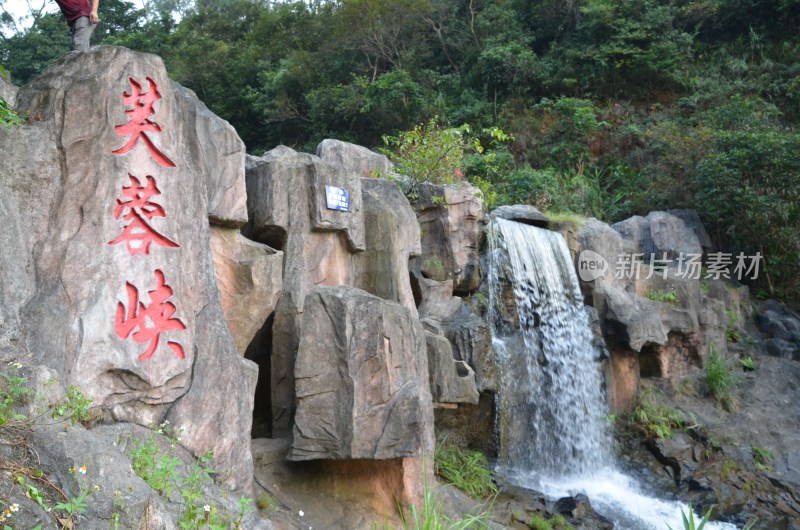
left=629, top=389, right=688, bottom=439
left=129, top=422, right=252, bottom=528
left=666, top=504, right=712, bottom=530
left=434, top=442, right=497, bottom=500
left=751, top=445, right=773, bottom=470
left=380, top=483, right=493, bottom=530
left=705, top=346, right=737, bottom=411
left=643, top=289, right=680, bottom=304
left=380, top=117, right=510, bottom=205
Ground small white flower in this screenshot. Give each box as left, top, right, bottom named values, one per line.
left=78, top=465, right=87, bottom=474
left=9, top=504, right=19, bottom=512
left=203, top=505, right=211, bottom=512
left=299, top=510, right=304, bottom=517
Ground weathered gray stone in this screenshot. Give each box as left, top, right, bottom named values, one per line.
left=613, top=211, right=702, bottom=260
left=352, top=178, right=421, bottom=314
left=425, top=331, right=479, bottom=404
left=290, top=286, right=434, bottom=460
left=576, top=218, right=627, bottom=292
left=668, top=209, right=714, bottom=254
left=246, top=144, right=364, bottom=252
left=309, top=159, right=365, bottom=253
left=316, top=138, right=393, bottom=177
left=415, top=273, right=495, bottom=391
left=491, top=204, right=549, bottom=226
left=763, top=338, right=800, bottom=361
left=244, top=148, right=296, bottom=248
left=27, top=422, right=178, bottom=530
left=210, top=226, right=283, bottom=355
left=600, top=284, right=668, bottom=351
left=171, top=83, right=248, bottom=226
left=0, top=70, right=17, bottom=108
left=5, top=46, right=256, bottom=492
left=416, top=182, right=485, bottom=294
left=245, top=145, right=364, bottom=435
left=757, top=299, right=800, bottom=343
left=0, top=119, right=60, bottom=358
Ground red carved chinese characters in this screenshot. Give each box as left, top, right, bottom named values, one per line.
left=109, top=174, right=179, bottom=255
left=110, top=74, right=185, bottom=372
left=115, top=270, right=187, bottom=362
left=112, top=77, right=176, bottom=168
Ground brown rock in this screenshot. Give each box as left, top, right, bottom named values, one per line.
left=316, top=138, right=393, bottom=177
left=210, top=226, right=283, bottom=355
left=290, top=286, right=434, bottom=460
left=425, top=331, right=479, bottom=404
left=416, top=182, right=485, bottom=294
left=6, top=46, right=256, bottom=491
left=352, top=178, right=421, bottom=315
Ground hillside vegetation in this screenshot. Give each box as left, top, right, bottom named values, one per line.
left=1, top=0, right=799, bottom=302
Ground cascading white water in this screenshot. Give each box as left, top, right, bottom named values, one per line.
left=488, top=217, right=611, bottom=478
left=487, top=218, right=738, bottom=530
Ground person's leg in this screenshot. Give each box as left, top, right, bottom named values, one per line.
left=71, top=16, right=96, bottom=51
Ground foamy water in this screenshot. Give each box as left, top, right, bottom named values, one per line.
left=505, top=467, right=739, bottom=530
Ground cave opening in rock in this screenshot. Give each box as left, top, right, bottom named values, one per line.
left=639, top=342, right=664, bottom=378
left=245, top=312, right=274, bottom=438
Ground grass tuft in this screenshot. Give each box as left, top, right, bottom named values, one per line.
left=705, top=346, right=737, bottom=412
left=434, top=442, right=497, bottom=500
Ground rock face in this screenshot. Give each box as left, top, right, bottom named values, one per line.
left=2, top=46, right=256, bottom=491
left=415, top=182, right=485, bottom=294
left=245, top=145, right=365, bottom=434
left=491, top=204, right=549, bottom=227
left=757, top=299, right=800, bottom=361
left=353, top=178, right=422, bottom=315
left=425, top=331, right=480, bottom=404
left=577, top=214, right=744, bottom=411
left=246, top=141, right=427, bottom=437
left=316, top=138, right=393, bottom=177
left=290, top=286, right=434, bottom=460
left=414, top=274, right=493, bottom=394
left=667, top=209, right=715, bottom=255
left=612, top=211, right=702, bottom=260
left=210, top=227, right=283, bottom=355
left=0, top=71, right=17, bottom=107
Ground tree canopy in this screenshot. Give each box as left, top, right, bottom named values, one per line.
left=1, top=0, right=799, bottom=301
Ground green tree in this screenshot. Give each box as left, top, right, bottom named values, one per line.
left=0, top=13, right=70, bottom=85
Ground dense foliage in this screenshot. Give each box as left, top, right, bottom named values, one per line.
left=1, top=0, right=798, bottom=302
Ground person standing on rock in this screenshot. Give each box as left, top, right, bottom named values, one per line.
left=55, top=0, right=100, bottom=52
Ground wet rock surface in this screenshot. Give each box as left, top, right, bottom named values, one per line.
left=619, top=356, right=800, bottom=528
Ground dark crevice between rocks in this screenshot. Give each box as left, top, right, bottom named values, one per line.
left=409, top=270, right=422, bottom=307
left=243, top=225, right=286, bottom=252
left=246, top=312, right=274, bottom=438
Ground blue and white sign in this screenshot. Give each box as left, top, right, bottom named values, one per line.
left=325, top=185, right=350, bottom=212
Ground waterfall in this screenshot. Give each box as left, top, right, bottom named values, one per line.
left=488, top=217, right=611, bottom=478
left=487, top=218, right=738, bottom=530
